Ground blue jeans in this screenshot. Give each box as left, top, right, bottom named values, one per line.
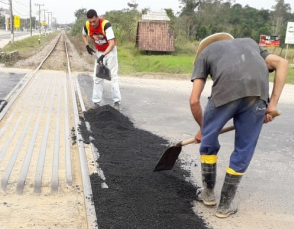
left=200, top=96, right=266, bottom=173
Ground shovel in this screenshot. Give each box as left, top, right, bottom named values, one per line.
left=93, top=52, right=111, bottom=81
left=153, top=110, right=281, bottom=172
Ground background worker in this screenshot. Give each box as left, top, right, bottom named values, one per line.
left=190, top=33, right=288, bottom=218
left=82, top=9, right=122, bottom=110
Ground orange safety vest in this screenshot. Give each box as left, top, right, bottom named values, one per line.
left=85, top=18, right=115, bottom=51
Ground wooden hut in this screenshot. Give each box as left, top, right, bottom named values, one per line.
left=136, top=11, right=175, bottom=52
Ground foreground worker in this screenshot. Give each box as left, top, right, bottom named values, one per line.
left=190, top=33, right=288, bottom=218
left=82, top=9, right=122, bottom=110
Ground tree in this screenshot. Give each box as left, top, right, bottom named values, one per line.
left=103, top=9, right=141, bottom=43
left=230, top=4, right=243, bottom=25
left=74, top=8, right=87, bottom=20
left=270, top=0, right=291, bottom=35
left=178, top=0, right=201, bottom=40
left=127, top=1, right=138, bottom=10
left=69, top=0, right=294, bottom=51
left=179, top=0, right=201, bottom=16
left=259, top=26, right=270, bottom=36
left=141, top=8, right=150, bottom=15
left=197, top=0, right=232, bottom=35
left=165, top=8, right=176, bottom=30
left=197, top=26, right=209, bottom=39
left=0, top=16, right=5, bottom=30
left=71, top=8, right=87, bottom=36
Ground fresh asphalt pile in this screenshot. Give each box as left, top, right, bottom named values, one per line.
left=0, top=71, right=26, bottom=112
left=79, top=105, right=210, bottom=229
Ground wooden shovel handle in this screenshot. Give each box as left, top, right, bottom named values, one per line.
left=180, top=110, right=281, bottom=146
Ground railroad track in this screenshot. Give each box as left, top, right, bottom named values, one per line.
left=0, top=31, right=97, bottom=228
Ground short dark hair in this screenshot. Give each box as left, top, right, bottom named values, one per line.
left=87, top=9, right=98, bottom=18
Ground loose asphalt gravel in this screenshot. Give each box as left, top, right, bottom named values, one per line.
left=79, top=105, right=210, bottom=229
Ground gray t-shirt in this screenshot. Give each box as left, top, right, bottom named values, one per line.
left=191, top=38, right=270, bottom=107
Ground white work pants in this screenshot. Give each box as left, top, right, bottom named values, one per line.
left=92, top=46, right=121, bottom=104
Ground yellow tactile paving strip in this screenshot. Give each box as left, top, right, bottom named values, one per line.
left=0, top=70, right=88, bottom=228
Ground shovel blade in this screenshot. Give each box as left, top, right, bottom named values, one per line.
left=153, top=145, right=182, bottom=172
left=96, top=65, right=111, bottom=81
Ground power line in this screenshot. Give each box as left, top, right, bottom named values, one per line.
left=12, top=0, right=29, bottom=17
left=0, top=0, right=9, bottom=5
left=14, top=3, right=29, bottom=13
left=1, top=0, right=37, bottom=18
left=15, top=0, right=29, bottom=10
left=12, top=7, right=29, bottom=17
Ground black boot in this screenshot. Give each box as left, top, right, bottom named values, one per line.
left=196, top=162, right=217, bottom=206
left=215, top=173, right=242, bottom=218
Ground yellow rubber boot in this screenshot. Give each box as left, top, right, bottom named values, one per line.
left=196, top=155, right=217, bottom=206
left=216, top=169, right=243, bottom=218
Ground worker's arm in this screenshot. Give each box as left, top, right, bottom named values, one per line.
left=102, top=39, right=115, bottom=56
left=82, top=34, right=95, bottom=55
left=82, top=35, right=88, bottom=46
left=264, top=54, right=288, bottom=122
left=190, top=78, right=206, bottom=142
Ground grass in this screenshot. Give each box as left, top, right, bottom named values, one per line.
left=2, top=33, right=294, bottom=84
left=118, top=47, right=194, bottom=74
left=288, top=68, right=294, bottom=84
left=117, top=42, right=194, bottom=76
left=269, top=67, right=294, bottom=84
left=118, top=41, right=294, bottom=84
left=2, top=31, right=59, bottom=59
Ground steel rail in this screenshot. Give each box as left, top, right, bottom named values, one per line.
left=51, top=74, right=62, bottom=194
left=16, top=77, right=53, bottom=194
left=1, top=77, right=50, bottom=192
left=64, top=32, right=98, bottom=229
left=34, top=77, right=57, bottom=193
left=64, top=74, right=73, bottom=185
left=0, top=31, right=98, bottom=228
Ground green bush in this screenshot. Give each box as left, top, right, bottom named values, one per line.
left=71, top=17, right=87, bottom=36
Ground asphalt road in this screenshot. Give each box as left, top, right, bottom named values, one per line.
left=0, top=31, right=32, bottom=39
left=0, top=69, right=27, bottom=112
left=0, top=30, right=39, bottom=48
left=0, top=71, right=26, bottom=99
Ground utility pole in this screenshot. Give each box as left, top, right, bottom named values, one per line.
left=50, top=13, right=53, bottom=29
left=43, top=9, right=47, bottom=35
left=9, top=0, right=14, bottom=43
left=30, top=0, right=32, bottom=38
left=35, top=3, right=43, bottom=38
left=52, top=17, right=56, bottom=29
left=47, top=12, right=52, bottom=29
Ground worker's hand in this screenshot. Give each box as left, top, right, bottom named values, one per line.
left=97, top=55, right=105, bottom=65
left=86, top=45, right=95, bottom=55
left=264, top=105, right=277, bottom=123
left=264, top=113, right=274, bottom=123
left=194, top=129, right=202, bottom=143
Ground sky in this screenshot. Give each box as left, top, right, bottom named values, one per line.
left=0, top=0, right=293, bottom=24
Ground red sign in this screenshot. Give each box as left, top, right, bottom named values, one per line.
left=259, top=35, right=280, bottom=47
